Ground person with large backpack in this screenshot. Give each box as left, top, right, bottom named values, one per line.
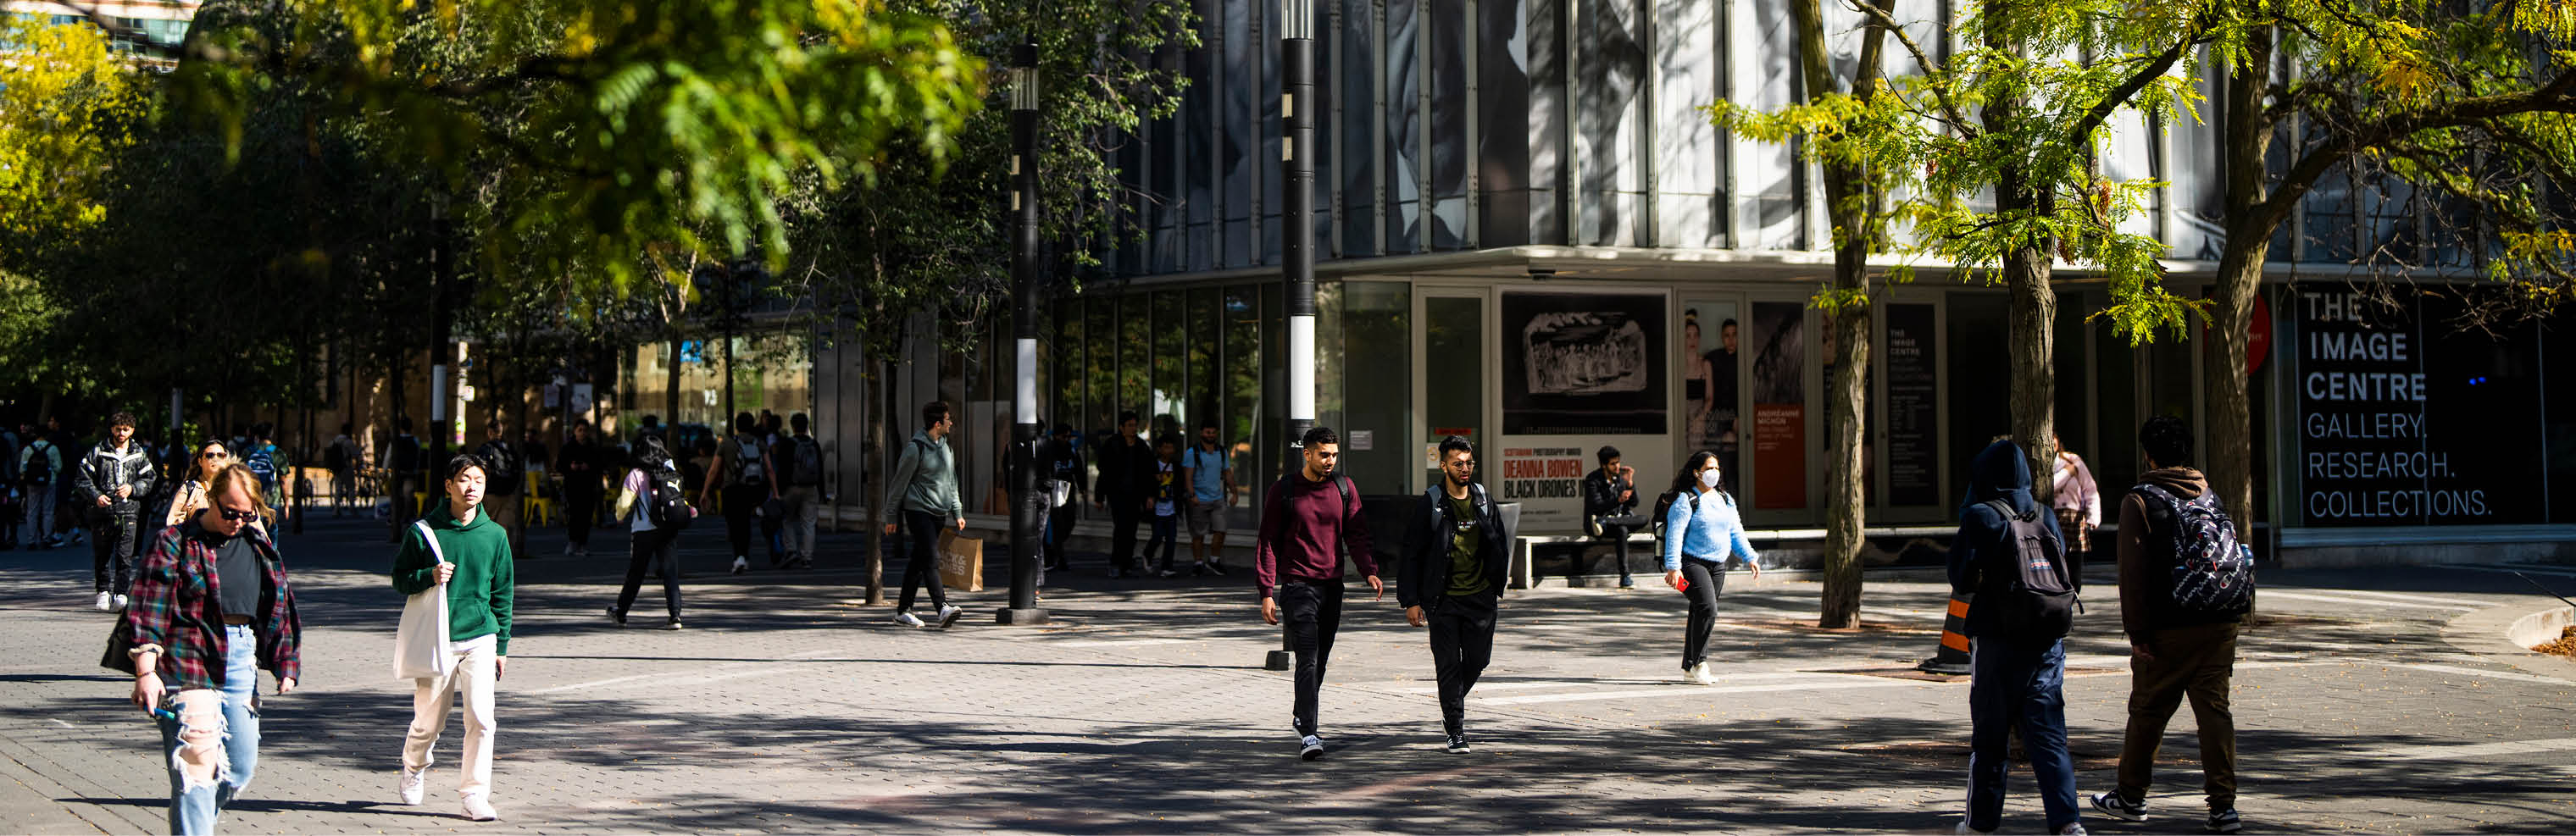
left=2090, top=416, right=2252, bottom=834
left=1947, top=439, right=2083, bottom=836
left=19, top=424, right=64, bottom=550
left=608, top=435, right=696, bottom=629
left=1657, top=451, right=1763, bottom=686
left=697, top=412, right=777, bottom=576
left=772, top=412, right=826, bottom=570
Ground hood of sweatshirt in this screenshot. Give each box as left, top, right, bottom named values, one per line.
left=2137, top=467, right=2208, bottom=501
left=422, top=496, right=499, bottom=532
left=1960, top=440, right=2040, bottom=519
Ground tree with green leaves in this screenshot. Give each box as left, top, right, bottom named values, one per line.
left=0, top=14, right=150, bottom=413
left=2198, top=1, right=2576, bottom=535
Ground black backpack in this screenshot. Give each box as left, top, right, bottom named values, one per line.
left=1650, top=489, right=1702, bottom=556
left=789, top=436, right=823, bottom=486
left=1982, top=499, right=2079, bottom=639
left=2136, top=484, right=2256, bottom=616
left=478, top=442, right=522, bottom=496
left=730, top=435, right=768, bottom=486
left=323, top=440, right=349, bottom=471
left=20, top=441, right=52, bottom=485
left=644, top=459, right=694, bottom=529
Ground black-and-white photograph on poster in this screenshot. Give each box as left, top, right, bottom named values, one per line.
left=1501, top=290, right=1668, bottom=435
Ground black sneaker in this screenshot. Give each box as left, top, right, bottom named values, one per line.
left=2090, top=792, right=2146, bottom=822
left=606, top=607, right=626, bottom=628
left=2206, top=808, right=2240, bottom=833
left=1298, top=734, right=1324, bottom=761
left=1446, top=733, right=1470, bottom=754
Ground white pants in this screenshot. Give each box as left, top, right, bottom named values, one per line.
left=402, top=634, right=497, bottom=797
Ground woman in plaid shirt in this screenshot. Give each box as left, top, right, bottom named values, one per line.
left=114, top=463, right=302, bottom=835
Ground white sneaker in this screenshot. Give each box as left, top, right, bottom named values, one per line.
left=892, top=611, right=927, bottom=628
left=935, top=605, right=966, bottom=628
left=397, top=766, right=426, bottom=805
left=111, top=594, right=129, bottom=612
left=461, top=792, right=498, bottom=821
left=1688, top=662, right=1718, bottom=685
left=93, top=592, right=112, bottom=612
left=562, top=544, right=575, bottom=557
left=730, top=556, right=749, bottom=575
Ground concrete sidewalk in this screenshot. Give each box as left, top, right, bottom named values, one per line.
left=1, top=516, right=2570, bottom=833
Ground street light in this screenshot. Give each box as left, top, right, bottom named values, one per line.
left=999, top=42, right=1049, bottom=626
left=1269, top=0, right=1318, bottom=671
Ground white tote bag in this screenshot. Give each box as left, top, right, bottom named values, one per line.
left=392, top=519, right=454, bottom=680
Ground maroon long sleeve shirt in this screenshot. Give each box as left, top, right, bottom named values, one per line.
left=1254, top=470, right=1377, bottom=599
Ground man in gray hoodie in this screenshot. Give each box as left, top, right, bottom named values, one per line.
left=880, top=401, right=966, bottom=629
left=2090, top=415, right=2246, bottom=834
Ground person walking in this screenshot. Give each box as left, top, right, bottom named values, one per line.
left=774, top=412, right=825, bottom=570
left=165, top=440, right=236, bottom=529
left=608, top=435, right=694, bottom=629
left=391, top=454, right=516, bottom=822
left=1039, top=424, right=1086, bottom=573
left=384, top=417, right=425, bottom=538
left=1146, top=436, right=1184, bottom=577
left=110, top=463, right=303, bottom=836
left=2051, top=435, right=2101, bottom=562
left=1092, top=412, right=1152, bottom=579
left=1179, top=424, right=1234, bottom=577
left=1949, top=439, right=2085, bottom=836
left=2090, top=416, right=2250, bottom=834
left=1660, top=451, right=1762, bottom=684
left=19, top=423, right=64, bottom=550
left=76, top=412, right=158, bottom=612
left=880, top=401, right=967, bottom=629
left=1399, top=435, right=1508, bottom=754
left=758, top=412, right=789, bottom=566
left=1255, top=426, right=1382, bottom=761
left=325, top=424, right=361, bottom=518
left=1582, top=446, right=1642, bottom=588
left=697, top=412, right=778, bottom=576
left=558, top=420, right=609, bottom=558
left=473, top=419, right=525, bottom=560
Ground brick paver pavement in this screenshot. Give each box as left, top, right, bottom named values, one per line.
left=3, top=515, right=2572, bottom=833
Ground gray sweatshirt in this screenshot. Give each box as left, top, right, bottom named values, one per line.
left=879, top=431, right=963, bottom=527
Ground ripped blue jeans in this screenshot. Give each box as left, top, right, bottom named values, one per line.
left=155, top=624, right=260, bottom=836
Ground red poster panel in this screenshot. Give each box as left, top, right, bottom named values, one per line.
left=1753, top=404, right=1807, bottom=509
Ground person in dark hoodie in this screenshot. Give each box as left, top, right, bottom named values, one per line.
left=390, top=454, right=516, bottom=822
left=2090, top=416, right=2245, bottom=834
left=1947, top=439, right=2084, bottom=836
left=1400, top=436, right=1511, bottom=754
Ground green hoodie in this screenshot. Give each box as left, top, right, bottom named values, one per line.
left=391, top=497, right=517, bottom=655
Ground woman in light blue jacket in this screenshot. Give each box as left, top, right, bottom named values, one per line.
left=1662, top=451, right=1762, bottom=684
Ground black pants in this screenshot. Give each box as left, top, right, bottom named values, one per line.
left=722, top=484, right=764, bottom=559
left=565, top=486, right=602, bottom=547
left=387, top=473, right=422, bottom=540
left=615, top=526, right=683, bottom=620
left=1044, top=502, right=1077, bottom=569
left=91, top=512, right=137, bottom=595
left=1278, top=579, right=1345, bottom=737
left=760, top=501, right=785, bottom=562
left=1679, top=557, right=1728, bottom=669
left=897, top=510, right=949, bottom=613
left=1602, top=524, right=1635, bottom=584
left=1428, top=595, right=1498, bottom=735
left=1108, top=500, right=1142, bottom=570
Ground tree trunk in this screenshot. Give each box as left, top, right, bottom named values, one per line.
left=2207, top=25, right=2277, bottom=545
left=864, top=358, right=891, bottom=606
left=1791, top=0, right=1888, bottom=630
left=2006, top=241, right=2059, bottom=496
left=663, top=329, right=683, bottom=429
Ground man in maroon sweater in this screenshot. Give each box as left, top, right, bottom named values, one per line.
left=1257, top=426, right=1382, bottom=761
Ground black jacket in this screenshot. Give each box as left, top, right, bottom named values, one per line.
left=74, top=440, right=158, bottom=518
left=1041, top=438, right=1088, bottom=503
left=1398, top=482, right=1511, bottom=610
left=1581, top=468, right=1636, bottom=518
left=1094, top=435, right=1154, bottom=501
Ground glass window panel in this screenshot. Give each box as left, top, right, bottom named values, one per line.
left=1946, top=292, right=2009, bottom=507
left=1525, top=0, right=1565, bottom=245
left=1385, top=0, right=1423, bottom=254
left=1576, top=0, right=1647, bottom=246
left=1052, top=299, right=1081, bottom=433
left=1428, top=0, right=1469, bottom=250
left=1652, top=0, right=1721, bottom=248
left=1733, top=0, right=1802, bottom=250
left=1477, top=0, right=1533, bottom=247
left=1191, top=288, right=1220, bottom=428
left=1424, top=296, right=1485, bottom=487
left=1339, top=0, right=1379, bottom=256
left=1223, top=0, right=1255, bottom=267
left=1341, top=282, right=1413, bottom=492
left=1153, top=291, right=1185, bottom=440
left=1087, top=298, right=1116, bottom=438
left=1224, top=286, right=1263, bottom=512
left=1121, top=295, right=1151, bottom=433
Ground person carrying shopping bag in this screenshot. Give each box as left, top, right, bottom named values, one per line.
left=389, top=454, right=516, bottom=822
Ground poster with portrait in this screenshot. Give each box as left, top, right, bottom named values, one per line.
left=1500, top=290, right=1668, bottom=435
left=1681, top=300, right=1743, bottom=494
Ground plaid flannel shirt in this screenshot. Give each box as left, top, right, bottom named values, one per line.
left=120, top=520, right=302, bottom=690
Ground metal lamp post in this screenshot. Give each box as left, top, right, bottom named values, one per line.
left=999, top=42, right=1050, bottom=626
left=1267, top=0, right=1319, bottom=671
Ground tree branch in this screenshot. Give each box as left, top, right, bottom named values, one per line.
left=1841, top=0, right=1974, bottom=136
left=2248, top=67, right=2576, bottom=239
left=2064, top=14, right=2210, bottom=150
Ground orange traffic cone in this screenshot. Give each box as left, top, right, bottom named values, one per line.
left=1917, top=593, right=1973, bottom=675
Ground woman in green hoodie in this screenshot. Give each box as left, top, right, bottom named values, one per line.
left=389, top=454, right=515, bottom=822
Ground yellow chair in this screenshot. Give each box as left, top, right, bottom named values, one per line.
left=523, top=472, right=556, bottom=526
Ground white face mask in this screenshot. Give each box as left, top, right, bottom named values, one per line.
left=1698, top=468, right=1722, bottom=489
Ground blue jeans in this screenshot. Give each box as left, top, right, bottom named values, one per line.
left=1965, top=636, right=2079, bottom=833
left=1146, top=514, right=1178, bottom=572
left=157, top=624, right=260, bottom=835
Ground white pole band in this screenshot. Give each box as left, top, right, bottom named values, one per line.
left=1015, top=338, right=1039, bottom=424
left=1288, top=314, right=1317, bottom=420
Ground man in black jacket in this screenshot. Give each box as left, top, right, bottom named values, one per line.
left=1580, top=446, right=1641, bottom=588
left=1040, top=424, right=1086, bottom=573
left=73, top=412, right=156, bottom=612
left=1400, top=435, right=1511, bottom=754
left=1091, top=412, right=1153, bottom=579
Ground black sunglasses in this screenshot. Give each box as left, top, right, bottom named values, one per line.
left=218, top=507, right=261, bottom=523
left=200, top=451, right=230, bottom=460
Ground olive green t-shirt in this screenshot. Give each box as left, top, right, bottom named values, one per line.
left=1445, top=491, right=1488, bottom=597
